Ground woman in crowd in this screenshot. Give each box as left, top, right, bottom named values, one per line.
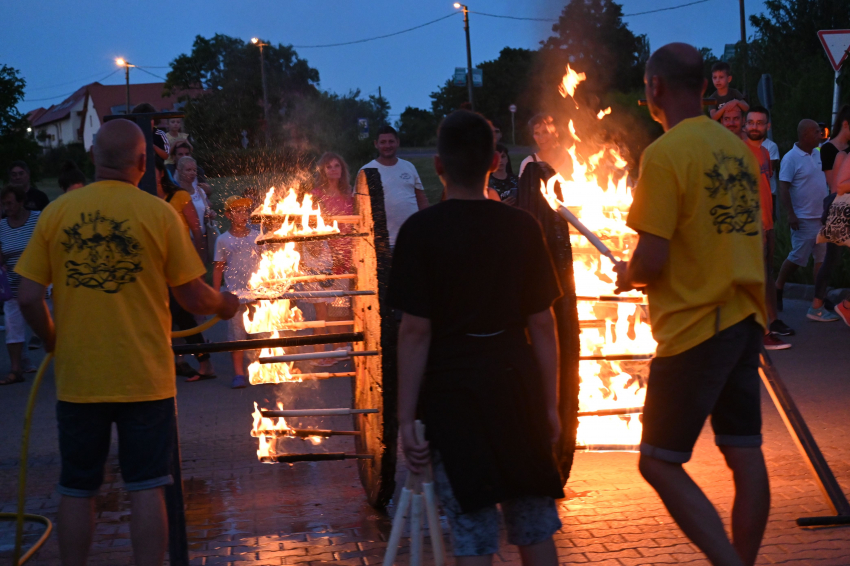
left=518, top=114, right=574, bottom=180
left=305, top=152, right=355, bottom=366
left=488, top=143, right=519, bottom=205
left=168, top=140, right=212, bottom=197
left=164, top=161, right=217, bottom=381
left=175, top=156, right=215, bottom=261
left=165, top=117, right=189, bottom=166
left=0, top=185, right=39, bottom=384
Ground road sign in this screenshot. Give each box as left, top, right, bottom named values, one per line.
left=509, top=104, right=517, bottom=113
left=358, top=118, right=369, bottom=140
left=757, top=74, right=774, bottom=110
left=453, top=67, right=483, bottom=87
left=818, top=30, right=850, bottom=71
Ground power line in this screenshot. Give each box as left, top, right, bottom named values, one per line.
left=23, top=69, right=120, bottom=103
left=292, top=12, right=459, bottom=48
left=135, top=67, right=168, bottom=81
left=469, top=11, right=556, bottom=22
left=623, top=0, right=712, bottom=17
left=26, top=69, right=115, bottom=92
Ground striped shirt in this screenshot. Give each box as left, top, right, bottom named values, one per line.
left=1, top=211, right=40, bottom=296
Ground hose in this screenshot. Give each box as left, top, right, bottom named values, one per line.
left=6, top=316, right=221, bottom=565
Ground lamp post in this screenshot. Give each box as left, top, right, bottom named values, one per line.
left=251, top=38, right=271, bottom=146
left=115, top=58, right=136, bottom=114
left=453, top=3, right=474, bottom=111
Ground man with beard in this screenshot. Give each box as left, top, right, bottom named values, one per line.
left=743, top=106, right=793, bottom=348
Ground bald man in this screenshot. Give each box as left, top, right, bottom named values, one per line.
left=614, top=43, right=769, bottom=566
left=774, top=119, right=829, bottom=310
left=15, top=118, right=239, bottom=566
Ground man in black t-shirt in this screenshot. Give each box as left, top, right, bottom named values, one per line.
left=8, top=161, right=49, bottom=211
left=389, top=110, right=564, bottom=563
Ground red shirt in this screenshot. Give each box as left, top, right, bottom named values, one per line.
left=747, top=142, right=774, bottom=230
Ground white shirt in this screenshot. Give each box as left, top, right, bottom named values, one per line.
left=779, top=144, right=829, bottom=219
left=360, top=158, right=424, bottom=247
left=761, top=138, right=780, bottom=194
left=213, top=228, right=262, bottom=292
left=190, top=189, right=207, bottom=235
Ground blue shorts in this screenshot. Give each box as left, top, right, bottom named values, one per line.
left=640, top=316, right=763, bottom=464
left=56, top=398, right=175, bottom=497
left=788, top=217, right=826, bottom=267
left=431, top=453, right=561, bottom=556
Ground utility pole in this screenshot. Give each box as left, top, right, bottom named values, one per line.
left=455, top=3, right=475, bottom=111
left=115, top=58, right=134, bottom=114
left=739, top=0, right=747, bottom=95
left=252, top=38, right=271, bottom=146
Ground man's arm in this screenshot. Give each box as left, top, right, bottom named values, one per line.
left=526, top=307, right=560, bottom=443
left=415, top=190, right=429, bottom=210
left=615, top=231, right=670, bottom=292
left=397, top=312, right=431, bottom=473
left=18, top=277, right=56, bottom=353
left=778, top=180, right=798, bottom=230
left=171, top=277, right=239, bottom=319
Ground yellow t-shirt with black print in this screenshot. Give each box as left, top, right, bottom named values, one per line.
left=627, top=116, right=766, bottom=357
left=15, top=180, right=206, bottom=402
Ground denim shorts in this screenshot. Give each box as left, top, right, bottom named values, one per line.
left=431, top=452, right=562, bottom=556
left=640, top=316, right=763, bottom=464
left=56, top=398, right=175, bottom=497
left=788, top=217, right=826, bottom=266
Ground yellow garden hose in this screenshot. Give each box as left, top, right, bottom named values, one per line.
left=5, top=316, right=221, bottom=565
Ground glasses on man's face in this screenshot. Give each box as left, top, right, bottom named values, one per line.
left=747, top=120, right=767, bottom=127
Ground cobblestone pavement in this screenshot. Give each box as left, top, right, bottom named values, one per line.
left=2, top=298, right=850, bottom=565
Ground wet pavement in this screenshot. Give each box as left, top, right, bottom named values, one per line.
left=2, top=298, right=850, bottom=565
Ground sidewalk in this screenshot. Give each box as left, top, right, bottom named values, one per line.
left=2, top=299, right=850, bottom=565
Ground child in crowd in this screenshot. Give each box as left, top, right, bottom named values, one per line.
left=212, top=195, right=262, bottom=388
left=708, top=61, right=749, bottom=121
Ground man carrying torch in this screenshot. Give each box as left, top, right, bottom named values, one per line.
left=389, top=110, right=564, bottom=565
left=614, top=44, right=769, bottom=566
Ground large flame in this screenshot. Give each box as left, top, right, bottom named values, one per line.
left=255, top=187, right=339, bottom=243
left=542, top=67, right=657, bottom=448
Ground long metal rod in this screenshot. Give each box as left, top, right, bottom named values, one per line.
left=244, top=290, right=375, bottom=302
left=261, top=349, right=379, bottom=364
left=577, top=406, right=644, bottom=417
left=257, top=232, right=369, bottom=245
left=261, top=274, right=357, bottom=286
left=577, top=295, right=646, bottom=304
left=555, top=205, right=617, bottom=262
left=252, top=429, right=361, bottom=438
left=759, top=351, right=850, bottom=526
left=261, top=408, right=378, bottom=417
left=172, top=332, right=363, bottom=355
left=575, top=444, right=640, bottom=452
left=259, top=453, right=374, bottom=463
left=252, top=214, right=361, bottom=225
left=579, top=354, right=653, bottom=361
left=252, top=372, right=356, bottom=384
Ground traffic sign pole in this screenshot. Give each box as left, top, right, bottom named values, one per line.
left=817, top=30, right=850, bottom=125
left=509, top=104, right=517, bottom=145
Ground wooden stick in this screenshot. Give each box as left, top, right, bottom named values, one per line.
left=260, top=408, right=378, bottom=417
left=260, top=350, right=378, bottom=364
left=258, top=453, right=374, bottom=463
left=423, top=482, right=445, bottom=566
left=252, top=214, right=361, bottom=224
left=257, top=231, right=369, bottom=245
left=577, top=406, right=643, bottom=417
left=252, top=429, right=360, bottom=438
left=410, top=493, right=424, bottom=566
left=579, top=353, right=653, bottom=361
left=260, top=274, right=357, bottom=286
left=383, top=487, right=413, bottom=566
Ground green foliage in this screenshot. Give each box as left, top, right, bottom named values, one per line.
left=396, top=106, right=438, bottom=147
left=746, top=0, right=850, bottom=147
left=0, top=65, right=41, bottom=182
left=39, top=142, right=93, bottom=179
left=164, top=33, right=320, bottom=149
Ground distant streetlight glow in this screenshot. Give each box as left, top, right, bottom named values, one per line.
left=251, top=37, right=259, bottom=44
left=115, top=58, right=126, bottom=67
left=453, top=2, right=461, bottom=8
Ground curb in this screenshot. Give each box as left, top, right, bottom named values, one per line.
left=782, top=282, right=850, bottom=302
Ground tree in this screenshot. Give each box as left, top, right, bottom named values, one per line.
left=396, top=107, right=439, bottom=147
left=748, top=0, right=850, bottom=146
left=165, top=34, right=320, bottom=149
left=0, top=65, right=40, bottom=182
left=430, top=47, right=539, bottom=143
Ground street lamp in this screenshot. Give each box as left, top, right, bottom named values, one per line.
left=251, top=37, right=271, bottom=146
left=115, top=58, right=136, bottom=115
left=453, top=3, right=474, bottom=111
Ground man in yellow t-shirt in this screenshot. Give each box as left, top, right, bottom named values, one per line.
left=614, top=44, right=768, bottom=566
left=15, top=119, right=239, bottom=566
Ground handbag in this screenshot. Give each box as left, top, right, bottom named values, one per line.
left=0, top=267, right=14, bottom=302
left=817, top=193, right=850, bottom=246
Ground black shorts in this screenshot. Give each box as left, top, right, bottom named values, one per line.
left=56, top=398, right=175, bottom=497
left=640, top=316, right=763, bottom=463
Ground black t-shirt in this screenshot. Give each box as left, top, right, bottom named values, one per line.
left=820, top=141, right=849, bottom=172
left=388, top=199, right=562, bottom=341
left=488, top=174, right=519, bottom=200
left=707, top=88, right=745, bottom=111
left=24, top=186, right=50, bottom=211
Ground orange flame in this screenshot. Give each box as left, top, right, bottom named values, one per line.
left=559, top=65, right=586, bottom=108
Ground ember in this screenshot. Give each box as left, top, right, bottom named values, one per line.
left=542, top=66, right=657, bottom=449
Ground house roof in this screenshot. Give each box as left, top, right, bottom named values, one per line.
left=26, top=107, right=50, bottom=124
left=29, top=82, right=201, bottom=128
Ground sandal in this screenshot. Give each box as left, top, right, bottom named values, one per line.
left=175, top=361, right=198, bottom=378
left=0, top=370, right=24, bottom=385
left=186, top=373, right=217, bottom=382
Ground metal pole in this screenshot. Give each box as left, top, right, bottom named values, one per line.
left=463, top=6, right=474, bottom=111
left=125, top=66, right=130, bottom=115
left=738, top=0, right=747, bottom=95
left=833, top=69, right=841, bottom=127
left=511, top=110, right=516, bottom=145
left=259, top=43, right=270, bottom=147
